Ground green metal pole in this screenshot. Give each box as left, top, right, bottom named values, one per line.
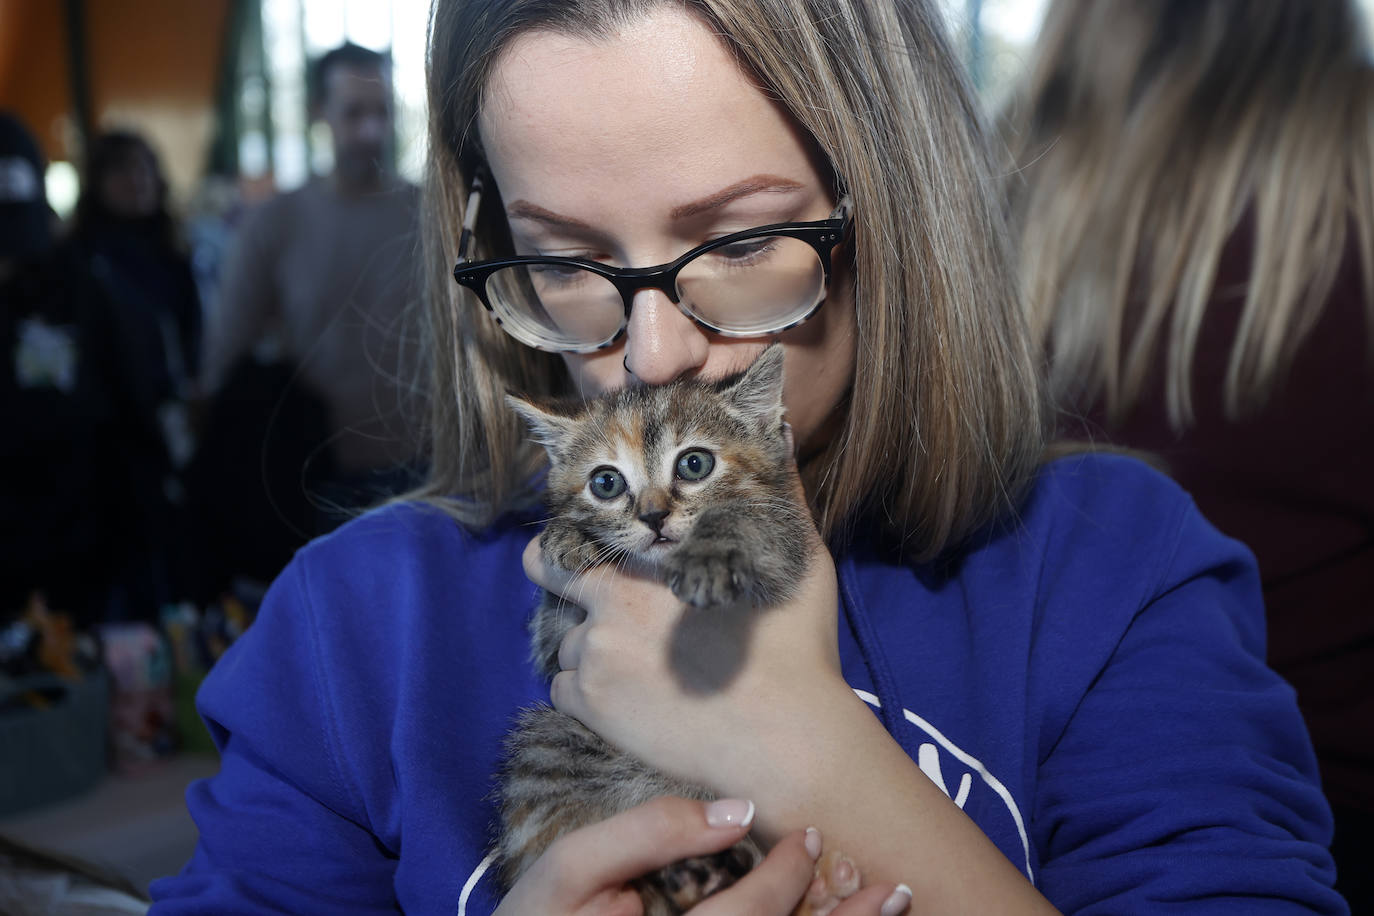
left=253, top=0, right=275, bottom=180
left=210, top=0, right=250, bottom=176
left=62, top=0, right=93, bottom=161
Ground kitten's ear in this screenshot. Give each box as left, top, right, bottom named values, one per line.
left=722, top=343, right=786, bottom=427
left=506, top=394, right=577, bottom=462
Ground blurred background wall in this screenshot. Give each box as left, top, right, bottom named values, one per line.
left=0, top=0, right=430, bottom=219
left=4, top=0, right=1374, bottom=224
left=0, top=0, right=231, bottom=209
left=0, top=0, right=1065, bottom=224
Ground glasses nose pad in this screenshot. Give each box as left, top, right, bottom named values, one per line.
left=626, top=286, right=678, bottom=325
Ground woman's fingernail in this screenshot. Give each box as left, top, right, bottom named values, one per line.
left=705, top=798, right=755, bottom=829
left=804, top=826, right=822, bottom=860
left=880, top=884, right=913, bottom=916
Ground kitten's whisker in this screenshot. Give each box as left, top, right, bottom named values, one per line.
left=577, top=559, right=622, bottom=608
left=562, top=542, right=626, bottom=606
left=609, top=550, right=634, bottom=578
left=601, top=548, right=633, bottom=578
left=734, top=500, right=809, bottom=524
left=738, top=495, right=804, bottom=509
left=744, top=497, right=810, bottom=515
left=587, top=541, right=624, bottom=566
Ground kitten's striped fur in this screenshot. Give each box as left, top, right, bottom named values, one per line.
left=497, top=345, right=858, bottom=914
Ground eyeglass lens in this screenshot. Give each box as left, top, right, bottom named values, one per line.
left=486, top=234, right=826, bottom=350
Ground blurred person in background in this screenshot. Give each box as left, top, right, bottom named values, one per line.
left=184, top=174, right=244, bottom=324
left=198, top=40, right=424, bottom=544
left=64, top=129, right=202, bottom=617
left=69, top=130, right=202, bottom=404
left=0, top=112, right=130, bottom=624
left=1002, top=0, right=1374, bottom=905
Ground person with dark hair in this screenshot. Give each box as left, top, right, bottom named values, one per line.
left=0, top=113, right=130, bottom=623
left=199, top=39, right=423, bottom=549
left=61, top=129, right=202, bottom=617
left=309, top=42, right=394, bottom=191
left=0, top=115, right=52, bottom=262
left=70, top=130, right=201, bottom=396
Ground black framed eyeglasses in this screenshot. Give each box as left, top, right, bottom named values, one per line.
left=452, top=172, right=853, bottom=353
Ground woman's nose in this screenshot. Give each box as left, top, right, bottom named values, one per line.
left=622, top=288, right=709, bottom=384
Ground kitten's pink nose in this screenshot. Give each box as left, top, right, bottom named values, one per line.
left=623, top=288, right=709, bottom=384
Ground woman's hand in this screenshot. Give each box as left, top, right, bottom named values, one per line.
left=521, top=495, right=853, bottom=805
left=493, top=796, right=911, bottom=916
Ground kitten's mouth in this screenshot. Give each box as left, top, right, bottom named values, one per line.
left=646, top=535, right=677, bottom=548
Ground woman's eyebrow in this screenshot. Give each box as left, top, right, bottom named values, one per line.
left=506, top=201, right=597, bottom=232
left=505, top=174, right=806, bottom=231
left=669, top=174, right=805, bottom=219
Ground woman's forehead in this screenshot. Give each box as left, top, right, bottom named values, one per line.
left=477, top=7, right=824, bottom=220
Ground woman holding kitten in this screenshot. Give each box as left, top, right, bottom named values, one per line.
left=150, top=0, right=1345, bottom=913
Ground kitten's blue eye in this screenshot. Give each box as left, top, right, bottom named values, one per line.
left=675, top=449, right=715, bottom=481
left=589, top=466, right=627, bottom=499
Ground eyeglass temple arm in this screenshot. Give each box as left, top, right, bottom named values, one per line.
left=456, top=171, right=486, bottom=264
left=830, top=194, right=853, bottom=222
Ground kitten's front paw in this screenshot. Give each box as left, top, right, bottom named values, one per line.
left=664, top=542, right=753, bottom=608
left=641, top=845, right=756, bottom=911
left=796, top=849, right=862, bottom=916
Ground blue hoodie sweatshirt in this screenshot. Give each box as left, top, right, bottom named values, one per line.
left=149, top=455, right=1346, bottom=914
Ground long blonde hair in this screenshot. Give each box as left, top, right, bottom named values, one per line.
left=1004, top=0, right=1374, bottom=428
left=417, top=0, right=1047, bottom=561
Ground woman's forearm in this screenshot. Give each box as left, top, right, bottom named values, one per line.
left=724, top=675, right=1060, bottom=914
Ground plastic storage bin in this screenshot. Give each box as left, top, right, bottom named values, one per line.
left=0, top=672, right=109, bottom=816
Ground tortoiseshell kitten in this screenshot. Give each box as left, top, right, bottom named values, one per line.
left=497, top=345, right=860, bottom=915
